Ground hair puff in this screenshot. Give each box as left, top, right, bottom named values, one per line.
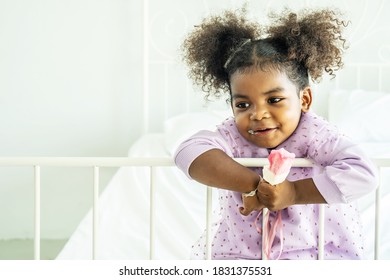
left=181, top=9, right=261, bottom=99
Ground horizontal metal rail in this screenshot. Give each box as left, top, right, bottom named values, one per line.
left=0, top=156, right=388, bottom=260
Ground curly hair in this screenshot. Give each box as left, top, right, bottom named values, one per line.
left=181, top=8, right=348, bottom=99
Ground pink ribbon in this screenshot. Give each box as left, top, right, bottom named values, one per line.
left=255, top=210, right=284, bottom=260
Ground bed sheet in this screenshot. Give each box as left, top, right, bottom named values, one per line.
left=356, top=143, right=390, bottom=259
left=56, top=133, right=217, bottom=260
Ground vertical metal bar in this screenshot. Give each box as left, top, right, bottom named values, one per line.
left=92, top=166, right=99, bottom=260
left=262, top=209, right=268, bottom=260
left=318, top=204, right=325, bottom=260
left=149, top=167, right=156, bottom=260
left=34, top=165, right=41, bottom=260
left=205, top=186, right=213, bottom=260
left=374, top=167, right=381, bottom=260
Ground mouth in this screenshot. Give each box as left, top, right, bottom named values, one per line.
left=248, top=127, right=277, bottom=135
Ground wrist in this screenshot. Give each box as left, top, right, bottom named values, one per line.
left=242, top=175, right=261, bottom=197
left=292, top=178, right=325, bottom=205
left=291, top=181, right=298, bottom=205
left=242, top=188, right=257, bottom=198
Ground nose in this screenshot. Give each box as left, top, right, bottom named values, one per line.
left=249, top=106, right=270, bottom=120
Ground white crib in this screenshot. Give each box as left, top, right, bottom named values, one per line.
left=0, top=154, right=389, bottom=260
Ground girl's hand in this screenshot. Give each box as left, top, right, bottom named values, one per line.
left=257, top=179, right=296, bottom=211
left=239, top=177, right=324, bottom=215
left=239, top=178, right=301, bottom=216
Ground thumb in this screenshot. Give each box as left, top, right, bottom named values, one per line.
left=239, top=206, right=252, bottom=216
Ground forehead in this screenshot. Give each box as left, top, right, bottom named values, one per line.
left=230, top=68, right=295, bottom=92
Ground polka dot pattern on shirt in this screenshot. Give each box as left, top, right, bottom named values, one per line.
left=189, top=112, right=369, bottom=260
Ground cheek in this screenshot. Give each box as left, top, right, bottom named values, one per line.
left=280, top=100, right=302, bottom=119
left=233, top=113, right=249, bottom=130
left=233, top=111, right=247, bottom=122
left=282, top=108, right=300, bottom=120
left=279, top=108, right=302, bottom=132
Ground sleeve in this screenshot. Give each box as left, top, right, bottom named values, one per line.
left=174, top=130, right=233, bottom=179
left=310, top=134, right=378, bottom=204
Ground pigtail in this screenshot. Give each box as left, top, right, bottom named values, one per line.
left=266, top=8, right=348, bottom=82
left=181, top=9, right=261, bottom=98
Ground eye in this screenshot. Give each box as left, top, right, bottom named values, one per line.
left=268, top=97, right=283, bottom=104
left=235, top=102, right=250, bottom=109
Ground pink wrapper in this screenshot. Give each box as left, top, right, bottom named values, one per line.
left=263, top=148, right=295, bottom=185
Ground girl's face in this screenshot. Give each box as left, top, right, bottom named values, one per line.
left=230, top=69, right=312, bottom=149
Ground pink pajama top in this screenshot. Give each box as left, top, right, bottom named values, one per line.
left=174, top=111, right=377, bottom=260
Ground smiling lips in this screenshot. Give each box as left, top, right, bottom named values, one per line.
left=248, top=127, right=277, bottom=135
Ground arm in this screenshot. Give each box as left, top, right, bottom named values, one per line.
left=175, top=131, right=327, bottom=214
left=310, top=141, right=378, bottom=204
left=190, top=149, right=326, bottom=215
left=292, top=178, right=326, bottom=204
left=189, top=149, right=266, bottom=216
left=189, top=148, right=260, bottom=193
left=174, top=129, right=264, bottom=214
left=247, top=143, right=377, bottom=214
left=174, top=129, right=261, bottom=193
left=249, top=144, right=377, bottom=213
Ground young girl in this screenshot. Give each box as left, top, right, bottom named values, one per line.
left=174, top=8, right=377, bottom=260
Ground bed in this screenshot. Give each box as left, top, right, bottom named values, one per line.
left=56, top=85, right=390, bottom=260
left=56, top=112, right=226, bottom=260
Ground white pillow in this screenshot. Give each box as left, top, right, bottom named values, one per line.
left=164, top=111, right=231, bottom=156
left=328, top=89, right=390, bottom=143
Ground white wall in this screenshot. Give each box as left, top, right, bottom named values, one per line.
left=0, top=0, right=389, bottom=240
left=0, top=0, right=144, bottom=157
left=0, top=0, right=144, bottom=239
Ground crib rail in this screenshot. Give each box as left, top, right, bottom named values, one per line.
left=0, top=157, right=388, bottom=260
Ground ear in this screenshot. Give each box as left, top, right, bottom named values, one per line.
left=300, top=87, right=312, bottom=112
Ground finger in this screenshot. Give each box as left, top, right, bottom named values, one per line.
left=239, top=206, right=252, bottom=216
